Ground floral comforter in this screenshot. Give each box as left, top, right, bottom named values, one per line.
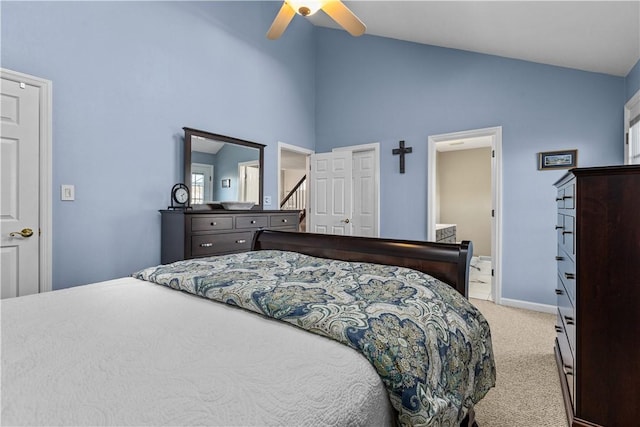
left=133, top=250, right=495, bottom=426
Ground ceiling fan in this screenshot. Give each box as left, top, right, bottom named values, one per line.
left=267, top=0, right=366, bottom=40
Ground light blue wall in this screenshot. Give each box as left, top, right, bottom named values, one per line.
left=314, top=29, right=625, bottom=305
left=1, top=1, right=315, bottom=289
left=214, top=143, right=259, bottom=201
left=626, top=59, right=640, bottom=102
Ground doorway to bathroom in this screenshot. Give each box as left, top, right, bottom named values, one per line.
left=427, top=127, right=502, bottom=303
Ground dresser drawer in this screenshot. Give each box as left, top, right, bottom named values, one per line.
left=556, top=311, right=574, bottom=369
left=236, top=216, right=269, bottom=229
left=556, top=279, right=575, bottom=355
left=556, top=311, right=575, bottom=404
left=557, top=214, right=575, bottom=256
left=191, top=232, right=253, bottom=257
left=562, top=183, right=575, bottom=210
left=270, top=213, right=299, bottom=228
left=191, top=216, right=233, bottom=232
left=556, top=188, right=566, bottom=209
left=556, top=248, right=576, bottom=302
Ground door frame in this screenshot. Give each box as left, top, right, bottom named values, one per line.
left=427, top=126, right=502, bottom=304
left=1, top=68, right=52, bottom=293
left=271, top=141, right=315, bottom=210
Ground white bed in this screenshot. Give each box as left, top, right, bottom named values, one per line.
left=1, top=231, right=495, bottom=427
left=1, top=277, right=395, bottom=426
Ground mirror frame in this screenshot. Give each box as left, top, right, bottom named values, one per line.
left=183, top=127, right=265, bottom=209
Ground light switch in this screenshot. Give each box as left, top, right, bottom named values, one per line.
left=61, top=185, right=75, bottom=201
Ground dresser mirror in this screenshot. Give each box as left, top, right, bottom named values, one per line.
left=184, top=127, right=265, bottom=209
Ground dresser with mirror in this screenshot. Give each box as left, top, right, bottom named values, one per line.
left=160, top=128, right=300, bottom=264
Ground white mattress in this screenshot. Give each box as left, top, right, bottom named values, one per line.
left=1, top=278, right=395, bottom=426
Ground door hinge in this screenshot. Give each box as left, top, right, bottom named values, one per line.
left=491, top=209, right=495, bottom=217
left=491, top=269, right=494, bottom=277
left=492, top=150, right=495, bottom=158
left=626, top=132, right=629, bottom=145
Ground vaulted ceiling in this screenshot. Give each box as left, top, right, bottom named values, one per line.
left=308, top=1, right=640, bottom=77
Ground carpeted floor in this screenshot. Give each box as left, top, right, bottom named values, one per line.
left=470, top=299, right=567, bottom=427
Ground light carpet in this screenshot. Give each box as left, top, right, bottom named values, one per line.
left=471, top=299, right=567, bottom=427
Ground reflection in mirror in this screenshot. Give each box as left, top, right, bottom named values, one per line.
left=184, top=128, right=265, bottom=209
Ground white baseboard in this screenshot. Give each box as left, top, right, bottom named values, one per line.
left=499, top=298, right=556, bottom=314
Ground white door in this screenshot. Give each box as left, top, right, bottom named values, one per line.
left=191, top=163, right=213, bottom=203
left=238, top=161, right=260, bottom=204
left=309, top=151, right=352, bottom=235
left=1, top=76, right=40, bottom=298
left=351, top=150, right=377, bottom=237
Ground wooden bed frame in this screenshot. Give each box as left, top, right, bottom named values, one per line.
left=252, top=230, right=474, bottom=297
left=252, top=230, right=478, bottom=427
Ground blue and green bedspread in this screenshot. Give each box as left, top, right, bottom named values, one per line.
left=133, top=250, right=495, bottom=426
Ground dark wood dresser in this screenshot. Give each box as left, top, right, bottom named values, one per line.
left=161, top=210, right=299, bottom=264
left=553, top=165, right=640, bottom=427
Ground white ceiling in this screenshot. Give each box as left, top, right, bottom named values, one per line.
left=307, top=1, right=640, bottom=77
left=192, top=136, right=224, bottom=154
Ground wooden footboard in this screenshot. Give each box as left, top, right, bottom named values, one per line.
left=252, top=230, right=473, bottom=298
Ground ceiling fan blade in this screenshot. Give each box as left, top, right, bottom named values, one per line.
left=267, top=1, right=297, bottom=40
left=321, top=1, right=366, bottom=37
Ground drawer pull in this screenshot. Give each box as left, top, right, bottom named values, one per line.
left=236, top=239, right=246, bottom=244
left=555, top=289, right=564, bottom=295
left=200, top=243, right=213, bottom=248
left=250, top=220, right=256, bottom=224
left=282, top=219, right=288, bottom=223
left=555, top=256, right=564, bottom=261
left=210, top=222, right=217, bottom=226
left=555, top=226, right=563, bottom=230
left=564, top=272, right=575, bottom=280
left=564, top=316, right=575, bottom=325
left=563, top=196, right=573, bottom=200
left=562, top=231, right=573, bottom=235
left=555, top=197, right=563, bottom=202
left=555, top=325, right=563, bottom=333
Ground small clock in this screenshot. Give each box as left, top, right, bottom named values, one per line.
left=169, top=183, right=191, bottom=210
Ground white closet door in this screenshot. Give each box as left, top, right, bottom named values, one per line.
left=309, top=151, right=352, bottom=235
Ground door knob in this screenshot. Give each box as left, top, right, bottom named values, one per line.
left=10, top=228, right=34, bottom=238
left=341, top=218, right=350, bottom=224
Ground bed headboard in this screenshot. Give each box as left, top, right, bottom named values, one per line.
left=252, top=230, right=473, bottom=298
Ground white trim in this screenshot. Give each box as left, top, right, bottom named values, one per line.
left=428, top=126, right=503, bottom=305
left=277, top=142, right=314, bottom=215
left=624, top=89, right=640, bottom=164
left=499, top=298, right=556, bottom=314
left=333, top=143, right=381, bottom=237
left=1, top=68, right=52, bottom=293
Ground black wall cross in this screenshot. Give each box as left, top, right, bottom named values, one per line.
left=392, top=140, right=413, bottom=174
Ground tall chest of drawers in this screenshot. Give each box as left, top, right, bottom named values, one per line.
left=160, top=210, right=299, bottom=264
left=553, top=165, right=640, bottom=427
